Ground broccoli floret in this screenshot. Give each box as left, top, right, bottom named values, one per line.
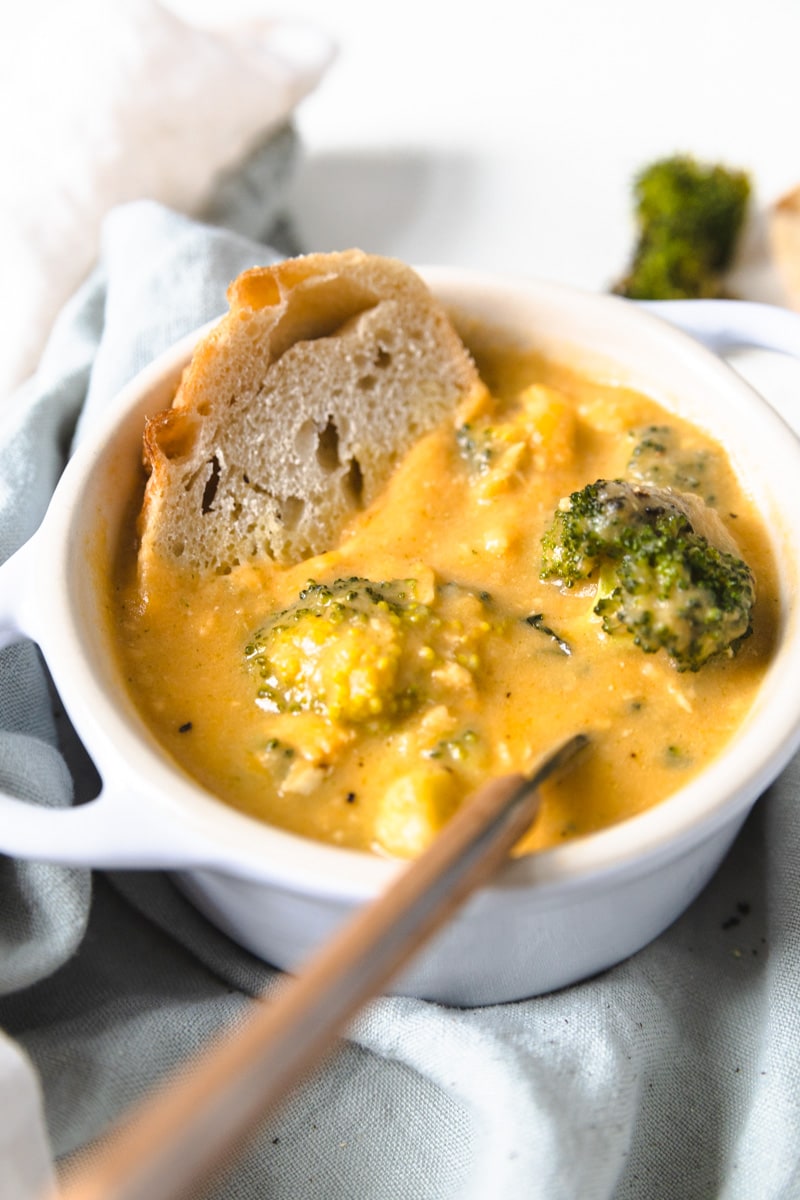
left=625, top=424, right=713, bottom=496
left=540, top=479, right=755, bottom=671
left=456, top=422, right=498, bottom=474
left=422, top=728, right=482, bottom=763
left=245, top=576, right=493, bottom=723
left=613, top=155, right=751, bottom=300
left=244, top=578, right=425, bottom=722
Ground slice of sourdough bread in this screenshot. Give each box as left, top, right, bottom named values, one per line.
left=138, top=249, right=482, bottom=577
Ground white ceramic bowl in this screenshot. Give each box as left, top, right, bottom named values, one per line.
left=2, top=273, right=800, bottom=1006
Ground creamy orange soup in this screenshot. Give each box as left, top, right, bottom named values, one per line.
left=111, top=342, right=777, bottom=857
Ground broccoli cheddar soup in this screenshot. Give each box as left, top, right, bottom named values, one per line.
left=113, top=343, right=778, bottom=858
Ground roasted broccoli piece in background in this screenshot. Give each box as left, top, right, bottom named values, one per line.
left=613, top=155, right=751, bottom=300
left=540, top=479, right=755, bottom=671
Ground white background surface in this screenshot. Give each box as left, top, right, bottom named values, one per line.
left=168, top=0, right=800, bottom=302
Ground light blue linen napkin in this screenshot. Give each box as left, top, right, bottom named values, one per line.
left=2, top=133, right=800, bottom=1200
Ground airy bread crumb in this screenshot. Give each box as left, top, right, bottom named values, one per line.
left=138, top=250, right=482, bottom=579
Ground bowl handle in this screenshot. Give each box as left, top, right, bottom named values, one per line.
left=0, top=538, right=228, bottom=873
left=0, top=538, right=38, bottom=649
left=0, top=784, right=218, bottom=871
left=641, top=299, right=800, bottom=358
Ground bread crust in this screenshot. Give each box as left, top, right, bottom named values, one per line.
left=137, top=250, right=481, bottom=580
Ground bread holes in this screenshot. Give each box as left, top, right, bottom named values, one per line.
left=137, top=252, right=483, bottom=573
left=268, top=278, right=379, bottom=363
left=295, top=418, right=318, bottom=459
left=316, top=417, right=341, bottom=473
left=280, top=496, right=306, bottom=531
left=201, top=455, right=221, bottom=514
left=334, top=412, right=350, bottom=439
left=247, top=478, right=271, bottom=496
left=241, top=471, right=273, bottom=502
left=154, top=413, right=200, bottom=462
left=183, top=463, right=205, bottom=494
left=342, top=457, right=364, bottom=509
left=217, top=544, right=241, bottom=574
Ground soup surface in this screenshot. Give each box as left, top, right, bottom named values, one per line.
left=112, top=341, right=777, bottom=857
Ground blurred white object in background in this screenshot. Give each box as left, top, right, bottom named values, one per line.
left=0, top=1032, right=54, bottom=1200
left=0, top=0, right=334, bottom=402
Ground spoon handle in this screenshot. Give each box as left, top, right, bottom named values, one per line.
left=59, top=734, right=588, bottom=1200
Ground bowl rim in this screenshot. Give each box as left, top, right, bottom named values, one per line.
left=18, top=269, right=800, bottom=901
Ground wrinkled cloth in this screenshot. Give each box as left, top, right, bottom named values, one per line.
left=2, top=173, right=800, bottom=1200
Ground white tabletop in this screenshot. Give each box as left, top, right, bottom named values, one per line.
left=171, top=0, right=800, bottom=303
